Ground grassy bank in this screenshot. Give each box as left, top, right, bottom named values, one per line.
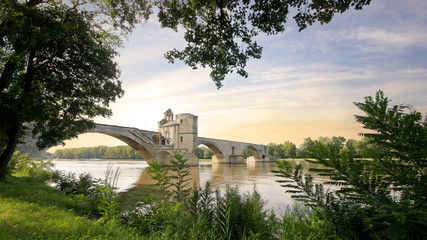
left=1, top=176, right=342, bottom=240
left=0, top=176, right=141, bottom=240
left=1, top=152, right=347, bottom=239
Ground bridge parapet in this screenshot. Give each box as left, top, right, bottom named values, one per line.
left=154, top=145, right=174, bottom=150
left=18, top=110, right=271, bottom=166
left=198, top=137, right=271, bottom=164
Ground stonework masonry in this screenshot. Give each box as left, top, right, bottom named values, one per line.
left=17, top=109, right=271, bottom=165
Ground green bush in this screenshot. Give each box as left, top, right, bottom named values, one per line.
left=275, top=90, right=427, bottom=240
left=51, top=166, right=121, bottom=219
left=7, top=152, right=54, bottom=181
left=122, top=152, right=278, bottom=239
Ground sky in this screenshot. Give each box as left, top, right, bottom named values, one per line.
left=50, top=0, right=427, bottom=151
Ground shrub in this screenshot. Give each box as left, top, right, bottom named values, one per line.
left=7, top=152, right=54, bottom=181
left=274, top=90, right=427, bottom=239
left=51, top=164, right=121, bottom=219
left=122, top=152, right=278, bottom=239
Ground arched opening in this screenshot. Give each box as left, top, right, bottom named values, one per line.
left=96, top=131, right=155, bottom=160
left=152, top=135, right=160, bottom=145
left=198, top=142, right=226, bottom=164
left=194, top=144, right=213, bottom=161
left=48, top=132, right=155, bottom=161
left=241, top=145, right=262, bottom=162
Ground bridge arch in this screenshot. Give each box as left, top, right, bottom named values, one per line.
left=197, top=140, right=227, bottom=163
left=240, top=145, right=263, bottom=161
left=85, top=124, right=157, bottom=161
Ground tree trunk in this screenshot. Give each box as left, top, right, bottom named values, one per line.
left=0, top=121, right=22, bottom=181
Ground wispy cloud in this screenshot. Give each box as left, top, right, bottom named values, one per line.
left=54, top=0, right=427, bottom=150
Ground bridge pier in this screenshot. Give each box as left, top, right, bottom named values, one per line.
left=211, top=155, right=227, bottom=164
left=153, top=149, right=199, bottom=166
left=228, top=154, right=245, bottom=164
left=212, top=154, right=246, bottom=164
left=17, top=110, right=272, bottom=166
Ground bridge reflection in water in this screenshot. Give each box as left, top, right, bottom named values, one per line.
left=53, top=159, right=334, bottom=215
left=126, top=160, right=333, bottom=215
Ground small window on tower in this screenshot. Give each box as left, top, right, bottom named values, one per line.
left=180, top=136, right=183, bottom=142
left=180, top=119, right=183, bottom=124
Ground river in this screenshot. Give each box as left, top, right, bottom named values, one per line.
left=52, top=159, right=333, bottom=215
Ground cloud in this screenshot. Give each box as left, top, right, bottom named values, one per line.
left=54, top=0, right=427, bottom=150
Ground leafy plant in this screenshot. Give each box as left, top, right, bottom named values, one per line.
left=7, top=152, right=54, bottom=181
left=274, top=90, right=427, bottom=239
left=51, top=164, right=122, bottom=219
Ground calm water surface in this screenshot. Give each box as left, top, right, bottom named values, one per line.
left=53, top=159, right=332, bottom=215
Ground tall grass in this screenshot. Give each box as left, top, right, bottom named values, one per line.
left=2, top=152, right=347, bottom=239
left=0, top=176, right=142, bottom=240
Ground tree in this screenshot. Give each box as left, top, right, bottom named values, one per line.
left=194, top=146, right=207, bottom=159
left=203, top=148, right=214, bottom=159
left=0, top=1, right=130, bottom=180
left=317, top=136, right=332, bottom=146
left=54, top=149, right=63, bottom=159
left=331, top=136, right=346, bottom=150
left=1, top=0, right=373, bottom=181
left=242, top=148, right=253, bottom=159
left=274, top=90, right=427, bottom=239
left=154, top=0, right=373, bottom=88
left=297, top=137, right=315, bottom=158
left=282, top=140, right=297, bottom=158
left=345, top=139, right=357, bottom=157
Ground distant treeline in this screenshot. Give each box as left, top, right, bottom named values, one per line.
left=54, top=146, right=142, bottom=159
left=53, top=136, right=376, bottom=160
left=54, top=146, right=251, bottom=160
left=268, top=136, right=378, bottom=159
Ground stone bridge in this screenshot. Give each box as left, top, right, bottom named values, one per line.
left=88, top=120, right=270, bottom=165
left=18, top=109, right=271, bottom=165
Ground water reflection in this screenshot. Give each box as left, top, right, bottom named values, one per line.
left=128, top=161, right=300, bottom=214
left=53, top=159, right=335, bottom=215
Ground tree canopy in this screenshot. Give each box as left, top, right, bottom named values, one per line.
left=0, top=1, right=128, bottom=180
left=0, top=0, right=373, bottom=180
left=274, top=90, right=427, bottom=239
left=154, top=0, right=372, bottom=88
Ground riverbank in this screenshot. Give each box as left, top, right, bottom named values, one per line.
left=1, top=173, right=343, bottom=240
left=0, top=176, right=141, bottom=240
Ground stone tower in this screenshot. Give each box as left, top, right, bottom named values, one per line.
left=175, top=113, right=198, bottom=152
left=158, top=109, right=198, bottom=150
left=157, top=109, right=199, bottom=165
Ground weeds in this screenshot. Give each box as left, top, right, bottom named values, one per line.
left=4, top=151, right=348, bottom=239
left=7, top=152, right=54, bottom=181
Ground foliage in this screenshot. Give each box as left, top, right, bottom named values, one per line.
left=122, top=152, right=280, bottom=239
left=0, top=0, right=374, bottom=180
left=204, top=147, right=215, bottom=159
left=269, top=137, right=379, bottom=159
left=242, top=147, right=253, bottom=158
left=274, top=90, right=427, bottom=239
left=54, top=145, right=142, bottom=159
left=1, top=151, right=351, bottom=239
left=7, top=151, right=54, bottom=181
left=297, top=137, right=315, bottom=158
left=51, top=164, right=122, bottom=219
left=0, top=175, right=141, bottom=240
left=0, top=0, right=125, bottom=180
left=153, top=0, right=372, bottom=87
left=280, top=206, right=342, bottom=240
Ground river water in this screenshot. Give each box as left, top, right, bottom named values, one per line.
left=52, top=159, right=332, bottom=215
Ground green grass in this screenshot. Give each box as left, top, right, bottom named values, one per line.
left=0, top=172, right=346, bottom=240
left=0, top=176, right=143, bottom=240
